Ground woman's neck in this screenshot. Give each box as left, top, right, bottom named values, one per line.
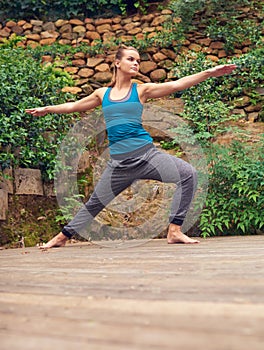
left=114, top=75, right=132, bottom=90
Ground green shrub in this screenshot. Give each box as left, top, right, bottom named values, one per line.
left=171, top=47, right=264, bottom=141
left=0, top=0, right=150, bottom=20
left=0, top=46, right=77, bottom=180
left=169, top=0, right=252, bottom=28
left=205, top=18, right=263, bottom=54
left=199, top=139, right=264, bottom=237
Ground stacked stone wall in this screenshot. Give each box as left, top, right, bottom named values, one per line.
left=0, top=7, right=263, bottom=223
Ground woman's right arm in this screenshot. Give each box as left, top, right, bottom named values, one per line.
left=25, top=88, right=105, bottom=117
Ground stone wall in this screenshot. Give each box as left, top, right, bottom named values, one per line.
left=0, top=8, right=262, bottom=91
left=0, top=7, right=263, bottom=223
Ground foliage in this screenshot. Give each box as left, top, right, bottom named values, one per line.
left=172, top=47, right=264, bottom=142
left=0, top=0, right=154, bottom=19
left=168, top=0, right=252, bottom=29
left=205, top=18, right=263, bottom=54
left=0, top=46, right=77, bottom=180
left=199, top=139, right=264, bottom=237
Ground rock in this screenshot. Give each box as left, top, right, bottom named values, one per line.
left=40, top=38, right=56, bottom=45
left=6, top=20, right=17, bottom=28
left=43, top=22, right=56, bottom=31
left=11, top=25, right=24, bottom=35
left=40, top=31, right=59, bottom=39
left=210, top=41, right=224, bottom=49
left=61, top=33, right=73, bottom=41
left=94, top=18, right=112, bottom=25
left=14, top=169, right=43, bottom=195
left=153, top=52, right=168, bottom=62
left=231, top=108, right=246, bottom=117
left=43, top=182, right=56, bottom=197
left=96, top=24, right=112, bottom=34
left=95, top=63, right=110, bottom=72
left=85, top=31, right=101, bottom=40
left=26, top=33, right=41, bottom=41
left=41, top=55, right=53, bottom=63
left=151, top=15, right=168, bottom=26
left=23, top=23, right=33, bottom=30
left=161, top=49, right=177, bottom=60
left=139, top=61, right=157, bottom=74
left=159, top=59, right=174, bottom=70
left=112, top=16, right=121, bottom=24
left=0, top=189, right=8, bottom=220
left=30, top=20, right=43, bottom=27
left=161, top=9, right=172, bottom=15
left=124, top=23, right=135, bottom=31
left=72, top=59, right=86, bottom=66
left=0, top=28, right=10, bottom=37
left=245, top=103, right=262, bottom=112
left=73, top=26, right=86, bottom=34
left=189, top=43, right=202, bottom=52
left=141, top=14, right=155, bottom=22
left=197, top=38, right=212, bottom=46
left=78, top=68, right=94, bottom=78
left=128, top=28, right=141, bottom=35
left=55, top=19, right=69, bottom=27
left=74, top=52, right=85, bottom=59
left=234, top=96, right=251, bottom=107
left=61, top=86, right=82, bottom=94
left=150, top=69, right=167, bottom=81
left=248, top=112, right=259, bottom=122
left=142, top=27, right=156, bottom=33
left=81, top=84, right=94, bottom=95
left=69, top=19, right=84, bottom=26
left=218, top=49, right=227, bottom=58
left=26, top=40, right=39, bottom=48
left=0, top=168, right=13, bottom=194
left=75, top=78, right=89, bottom=86
left=78, top=150, right=91, bottom=173
left=136, top=33, right=144, bottom=40
left=255, top=87, right=264, bottom=95
left=84, top=18, right=94, bottom=24
left=60, top=24, right=72, bottom=33
left=32, top=26, right=42, bottom=34
left=93, top=71, right=112, bottom=83
left=86, top=23, right=96, bottom=31
left=206, top=55, right=219, bottom=62
left=87, top=57, right=105, bottom=68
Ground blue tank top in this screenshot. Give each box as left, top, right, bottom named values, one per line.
left=102, top=83, right=153, bottom=156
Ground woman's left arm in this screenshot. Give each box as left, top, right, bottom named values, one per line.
left=140, top=64, right=237, bottom=101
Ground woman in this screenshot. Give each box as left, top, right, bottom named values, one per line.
left=26, top=45, right=236, bottom=248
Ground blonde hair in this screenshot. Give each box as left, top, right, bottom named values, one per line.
left=109, top=45, right=139, bottom=87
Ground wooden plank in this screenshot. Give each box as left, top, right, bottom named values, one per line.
left=0, top=237, right=264, bottom=349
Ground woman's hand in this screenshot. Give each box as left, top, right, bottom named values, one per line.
left=25, top=107, right=48, bottom=117
left=207, top=64, right=237, bottom=77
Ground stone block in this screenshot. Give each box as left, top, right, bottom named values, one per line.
left=0, top=168, right=14, bottom=194
left=0, top=189, right=8, bottom=220
left=43, top=182, right=56, bottom=197
left=14, top=168, right=44, bottom=195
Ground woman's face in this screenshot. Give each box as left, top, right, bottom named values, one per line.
left=116, top=49, right=140, bottom=76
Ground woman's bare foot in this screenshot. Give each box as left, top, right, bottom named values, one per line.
left=167, top=224, right=200, bottom=244
left=39, top=232, right=68, bottom=249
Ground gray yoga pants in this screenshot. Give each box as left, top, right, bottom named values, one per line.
left=61, top=144, right=197, bottom=238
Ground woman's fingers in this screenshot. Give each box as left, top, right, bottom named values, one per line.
left=25, top=108, right=46, bottom=116
left=209, top=64, right=237, bottom=77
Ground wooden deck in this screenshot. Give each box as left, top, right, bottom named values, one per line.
left=0, top=236, right=264, bottom=350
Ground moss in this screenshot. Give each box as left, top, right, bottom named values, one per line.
left=0, top=195, right=62, bottom=248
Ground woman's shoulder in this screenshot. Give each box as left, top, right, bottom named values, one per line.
left=94, top=86, right=109, bottom=102
left=136, top=82, right=156, bottom=103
